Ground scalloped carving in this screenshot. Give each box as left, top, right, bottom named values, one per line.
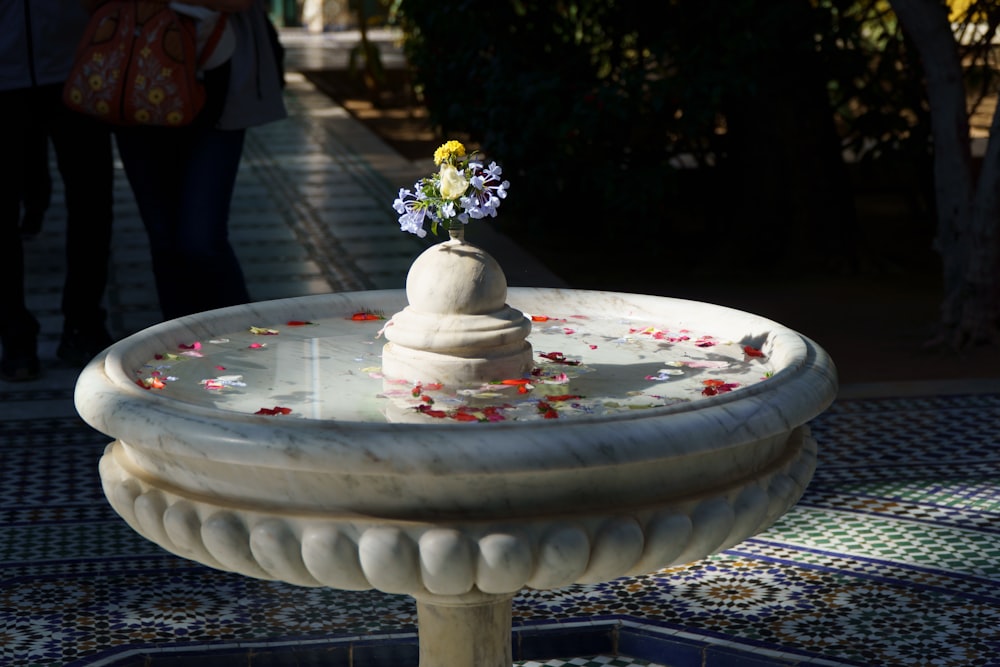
left=98, top=427, right=817, bottom=597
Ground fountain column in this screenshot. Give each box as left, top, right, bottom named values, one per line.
left=414, top=592, right=515, bottom=667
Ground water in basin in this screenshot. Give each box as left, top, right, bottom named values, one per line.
left=128, top=301, right=779, bottom=423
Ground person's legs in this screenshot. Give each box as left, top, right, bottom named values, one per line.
left=115, top=124, right=249, bottom=320
left=114, top=125, right=188, bottom=320
left=0, top=87, right=41, bottom=381
left=45, top=84, right=116, bottom=364
left=172, top=126, right=249, bottom=317
left=20, top=120, right=52, bottom=239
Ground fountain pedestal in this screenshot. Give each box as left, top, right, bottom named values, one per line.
left=415, top=592, right=514, bottom=667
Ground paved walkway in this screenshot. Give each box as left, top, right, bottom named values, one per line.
left=9, top=28, right=563, bottom=419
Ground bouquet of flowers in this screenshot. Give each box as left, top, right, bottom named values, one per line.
left=393, top=140, right=510, bottom=238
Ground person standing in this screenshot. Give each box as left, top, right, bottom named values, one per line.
left=106, top=0, right=288, bottom=320
left=0, top=1, right=115, bottom=381
left=20, top=124, right=52, bottom=240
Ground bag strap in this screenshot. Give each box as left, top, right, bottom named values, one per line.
left=197, top=12, right=229, bottom=69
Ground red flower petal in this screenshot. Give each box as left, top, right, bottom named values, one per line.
left=416, top=404, right=447, bottom=418
left=538, top=352, right=581, bottom=365
left=256, top=406, right=292, bottom=415
left=701, top=379, right=739, bottom=394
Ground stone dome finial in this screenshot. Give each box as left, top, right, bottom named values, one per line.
left=381, top=229, right=533, bottom=387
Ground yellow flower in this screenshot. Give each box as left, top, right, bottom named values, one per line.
left=95, top=100, right=109, bottom=115
left=434, top=140, right=466, bottom=166
left=439, top=163, right=468, bottom=199
left=134, top=109, right=150, bottom=123
left=166, top=111, right=184, bottom=125
left=147, top=87, right=165, bottom=104
left=87, top=74, right=103, bottom=91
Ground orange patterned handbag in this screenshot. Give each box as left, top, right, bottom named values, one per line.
left=63, top=1, right=226, bottom=127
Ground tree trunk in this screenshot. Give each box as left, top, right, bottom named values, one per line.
left=889, top=0, right=1000, bottom=346
left=964, top=103, right=1000, bottom=344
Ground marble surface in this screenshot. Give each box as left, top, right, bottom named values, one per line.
left=382, top=232, right=534, bottom=387
left=76, top=288, right=837, bottom=601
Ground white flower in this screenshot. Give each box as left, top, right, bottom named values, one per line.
left=439, top=163, right=469, bottom=200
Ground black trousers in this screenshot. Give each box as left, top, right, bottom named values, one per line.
left=0, top=84, right=114, bottom=334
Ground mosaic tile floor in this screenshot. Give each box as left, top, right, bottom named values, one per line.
left=3, top=393, right=998, bottom=666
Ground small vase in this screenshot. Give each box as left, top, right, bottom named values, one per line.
left=380, top=222, right=534, bottom=387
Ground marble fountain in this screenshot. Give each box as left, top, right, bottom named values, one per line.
left=75, top=151, right=837, bottom=666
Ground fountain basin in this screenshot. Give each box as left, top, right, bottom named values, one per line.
left=77, top=287, right=836, bottom=599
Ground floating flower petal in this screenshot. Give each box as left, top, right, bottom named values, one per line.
left=255, top=406, right=292, bottom=416
left=538, top=351, right=581, bottom=365
left=701, top=379, right=740, bottom=396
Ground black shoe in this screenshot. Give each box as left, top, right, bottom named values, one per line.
left=57, top=323, right=114, bottom=367
left=0, top=320, right=41, bottom=382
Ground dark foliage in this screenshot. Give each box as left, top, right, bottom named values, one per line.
left=392, top=0, right=939, bottom=280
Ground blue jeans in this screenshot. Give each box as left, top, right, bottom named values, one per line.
left=115, top=124, right=250, bottom=320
